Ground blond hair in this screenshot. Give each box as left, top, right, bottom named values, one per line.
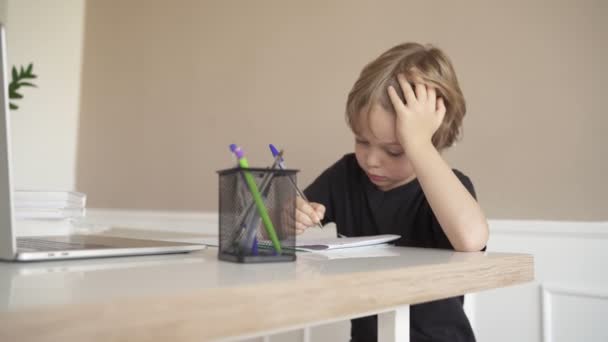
left=346, top=43, right=466, bottom=150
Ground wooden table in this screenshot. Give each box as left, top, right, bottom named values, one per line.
left=0, top=237, right=533, bottom=341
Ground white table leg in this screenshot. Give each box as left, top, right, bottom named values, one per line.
left=378, top=305, right=410, bottom=342
left=301, top=327, right=311, bottom=342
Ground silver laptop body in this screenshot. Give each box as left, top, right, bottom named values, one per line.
left=0, top=24, right=205, bottom=261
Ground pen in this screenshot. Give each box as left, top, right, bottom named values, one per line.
left=269, top=144, right=324, bottom=229
left=235, top=150, right=285, bottom=255
left=230, top=144, right=282, bottom=253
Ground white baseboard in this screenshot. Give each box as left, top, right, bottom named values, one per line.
left=489, top=219, right=608, bottom=237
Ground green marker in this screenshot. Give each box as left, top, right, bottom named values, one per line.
left=230, top=144, right=282, bottom=253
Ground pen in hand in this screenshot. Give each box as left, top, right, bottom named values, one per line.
left=269, top=144, right=324, bottom=230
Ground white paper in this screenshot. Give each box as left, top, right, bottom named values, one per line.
left=13, top=190, right=87, bottom=208
left=294, top=234, right=400, bottom=252
left=299, top=244, right=401, bottom=260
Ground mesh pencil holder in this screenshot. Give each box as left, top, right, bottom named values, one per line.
left=217, top=167, right=298, bottom=263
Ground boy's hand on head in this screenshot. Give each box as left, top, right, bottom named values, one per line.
left=387, top=74, right=446, bottom=153
left=295, top=197, right=325, bottom=235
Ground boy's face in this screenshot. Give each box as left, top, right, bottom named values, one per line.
left=354, top=104, right=415, bottom=191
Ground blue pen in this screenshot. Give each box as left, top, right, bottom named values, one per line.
left=269, top=144, right=324, bottom=229
left=269, top=144, right=287, bottom=169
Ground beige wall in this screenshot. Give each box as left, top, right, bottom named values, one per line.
left=76, top=0, right=607, bottom=220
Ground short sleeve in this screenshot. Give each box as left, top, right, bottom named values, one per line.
left=458, top=172, right=477, bottom=200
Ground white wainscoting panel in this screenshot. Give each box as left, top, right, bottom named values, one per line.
left=542, top=283, right=608, bottom=342
left=471, top=220, right=608, bottom=342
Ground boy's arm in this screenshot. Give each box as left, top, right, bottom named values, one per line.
left=407, top=143, right=489, bottom=252
left=289, top=161, right=340, bottom=234
left=304, top=160, right=340, bottom=226
left=388, top=75, right=488, bottom=252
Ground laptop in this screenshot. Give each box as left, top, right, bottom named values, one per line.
left=0, top=24, right=206, bottom=261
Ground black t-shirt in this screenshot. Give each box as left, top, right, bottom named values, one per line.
left=304, top=153, right=477, bottom=342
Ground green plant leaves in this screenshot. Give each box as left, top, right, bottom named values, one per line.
left=9, top=62, right=37, bottom=111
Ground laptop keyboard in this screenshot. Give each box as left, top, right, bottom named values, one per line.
left=17, top=237, right=112, bottom=251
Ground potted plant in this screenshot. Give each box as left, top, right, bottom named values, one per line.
left=9, top=63, right=37, bottom=110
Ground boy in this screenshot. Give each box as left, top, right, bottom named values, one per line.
left=297, top=43, right=489, bottom=341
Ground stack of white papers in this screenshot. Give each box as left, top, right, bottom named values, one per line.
left=13, top=190, right=87, bottom=220
left=298, top=244, right=401, bottom=260
left=177, top=234, right=402, bottom=253
left=294, top=234, right=401, bottom=252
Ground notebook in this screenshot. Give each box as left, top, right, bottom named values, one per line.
left=0, top=23, right=205, bottom=261
left=294, top=234, right=400, bottom=252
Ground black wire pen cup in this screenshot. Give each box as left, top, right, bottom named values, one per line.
left=217, top=167, right=298, bottom=263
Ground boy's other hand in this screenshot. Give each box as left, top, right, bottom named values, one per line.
left=295, top=197, right=325, bottom=234
left=387, top=73, right=446, bottom=153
